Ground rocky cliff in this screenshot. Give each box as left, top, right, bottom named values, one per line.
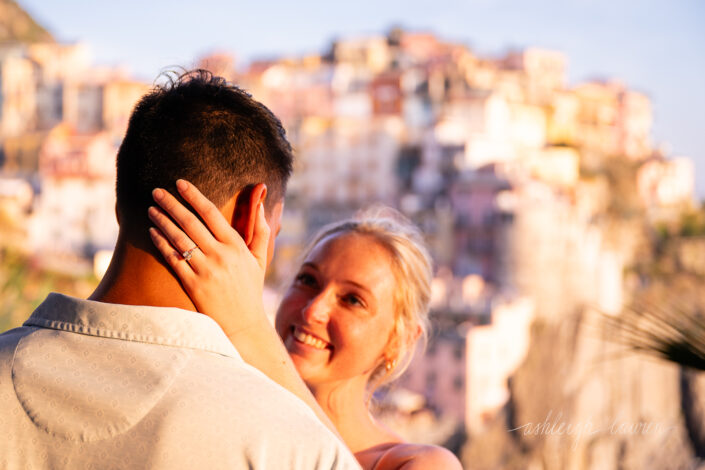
left=460, top=164, right=705, bottom=469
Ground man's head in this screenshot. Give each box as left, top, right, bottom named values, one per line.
left=115, top=69, right=292, bottom=253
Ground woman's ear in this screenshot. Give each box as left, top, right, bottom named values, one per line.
left=232, top=183, right=267, bottom=245
left=383, top=331, right=402, bottom=364
left=384, top=324, right=422, bottom=363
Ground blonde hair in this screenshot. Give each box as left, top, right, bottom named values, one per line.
left=301, top=205, right=433, bottom=390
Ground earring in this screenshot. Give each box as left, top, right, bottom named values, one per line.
left=385, top=358, right=397, bottom=371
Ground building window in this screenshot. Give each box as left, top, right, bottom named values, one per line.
left=453, top=375, right=464, bottom=391
left=453, top=345, right=464, bottom=361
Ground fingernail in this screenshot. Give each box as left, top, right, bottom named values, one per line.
left=152, top=188, right=164, bottom=200
left=147, top=206, right=158, bottom=218
left=148, top=227, right=157, bottom=237
left=176, top=179, right=188, bottom=192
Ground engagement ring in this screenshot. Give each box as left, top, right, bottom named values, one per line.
left=182, top=246, right=199, bottom=261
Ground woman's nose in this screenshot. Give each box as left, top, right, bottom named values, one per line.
left=302, top=291, right=331, bottom=324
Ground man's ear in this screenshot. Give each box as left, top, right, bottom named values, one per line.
left=232, top=183, right=268, bottom=245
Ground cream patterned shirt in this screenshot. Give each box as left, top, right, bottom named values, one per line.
left=0, top=293, right=359, bottom=470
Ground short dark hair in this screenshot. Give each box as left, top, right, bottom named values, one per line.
left=115, top=69, right=293, bottom=232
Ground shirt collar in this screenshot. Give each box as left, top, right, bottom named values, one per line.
left=24, top=293, right=240, bottom=359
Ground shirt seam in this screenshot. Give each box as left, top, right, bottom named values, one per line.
left=24, top=317, right=237, bottom=358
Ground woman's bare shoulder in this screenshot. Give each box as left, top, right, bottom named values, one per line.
left=375, top=443, right=463, bottom=470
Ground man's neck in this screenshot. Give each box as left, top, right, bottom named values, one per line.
left=89, top=234, right=196, bottom=311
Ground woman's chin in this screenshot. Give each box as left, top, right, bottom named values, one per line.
left=284, top=335, right=337, bottom=386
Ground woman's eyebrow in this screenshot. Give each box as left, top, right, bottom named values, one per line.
left=301, top=262, right=373, bottom=295
left=341, top=280, right=372, bottom=295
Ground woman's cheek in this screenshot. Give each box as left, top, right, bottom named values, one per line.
left=334, top=319, right=373, bottom=353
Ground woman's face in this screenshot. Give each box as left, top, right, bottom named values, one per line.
left=275, top=232, right=398, bottom=387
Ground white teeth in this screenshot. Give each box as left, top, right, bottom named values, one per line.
left=293, top=328, right=329, bottom=350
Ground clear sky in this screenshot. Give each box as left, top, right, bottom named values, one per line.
left=21, top=0, right=705, bottom=197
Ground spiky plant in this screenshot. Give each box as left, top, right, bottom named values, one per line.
left=604, top=298, right=705, bottom=371
left=601, top=283, right=705, bottom=457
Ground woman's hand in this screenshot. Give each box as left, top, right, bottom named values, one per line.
left=147, top=179, right=270, bottom=335
left=147, top=180, right=344, bottom=440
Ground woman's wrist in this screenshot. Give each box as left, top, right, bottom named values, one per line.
left=220, top=305, right=270, bottom=339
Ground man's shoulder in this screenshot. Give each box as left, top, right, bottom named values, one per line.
left=152, top=353, right=361, bottom=468
left=0, top=326, right=31, bottom=375
left=0, top=326, right=34, bottom=354
left=0, top=327, right=359, bottom=469
left=171, top=350, right=324, bottom=423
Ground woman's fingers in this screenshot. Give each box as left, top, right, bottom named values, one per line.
left=148, top=226, right=197, bottom=284
left=175, top=179, right=244, bottom=246
left=248, top=203, right=271, bottom=271
left=152, top=187, right=218, bottom=254
left=148, top=205, right=206, bottom=271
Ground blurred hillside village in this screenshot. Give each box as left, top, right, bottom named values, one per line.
left=1, top=2, right=704, bottom=469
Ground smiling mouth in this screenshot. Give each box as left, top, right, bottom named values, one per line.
left=291, top=326, right=332, bottom=351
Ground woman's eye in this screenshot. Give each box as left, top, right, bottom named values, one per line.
left=342, top=294, right=365, bottom=308
left=295, top=273, right=317, bottom=287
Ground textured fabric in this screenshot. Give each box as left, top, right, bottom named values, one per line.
left=0, top=293, right=359, bottom=469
